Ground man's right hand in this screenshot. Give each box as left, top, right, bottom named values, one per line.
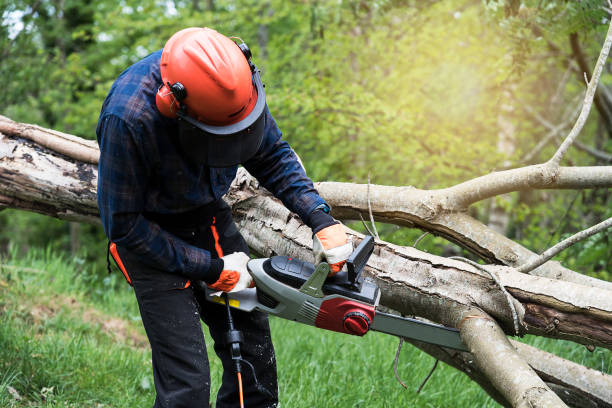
left=208, top=252, right=253, bottom=293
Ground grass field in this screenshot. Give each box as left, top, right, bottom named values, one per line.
left=0, top=249, right=609, bottom=407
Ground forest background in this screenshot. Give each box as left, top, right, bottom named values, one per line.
left=0, top=0, right=611, bottom=406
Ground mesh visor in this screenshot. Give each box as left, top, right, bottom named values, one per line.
left=176, top=68, right=266, bottom=167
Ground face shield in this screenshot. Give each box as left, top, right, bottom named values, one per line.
left=175, top=67, right=266, bottom=167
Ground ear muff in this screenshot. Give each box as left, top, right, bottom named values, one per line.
left=170, top=82, right=187, bottom=101
left=156, top=83, right=178, bottom=118
left=156, top=82, right=188, bottom=118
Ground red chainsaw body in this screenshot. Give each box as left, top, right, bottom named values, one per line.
left=315, top=297, right=375, bottom=336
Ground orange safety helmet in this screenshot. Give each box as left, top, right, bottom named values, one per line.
left=156, top=27, right=266, bottom=167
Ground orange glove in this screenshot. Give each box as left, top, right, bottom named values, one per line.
left=208, top=252, right=254, bottom=292
left=313, top=223, right=353, bottom=276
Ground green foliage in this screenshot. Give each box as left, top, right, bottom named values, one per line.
left=0, top=210, right=109, bottom=281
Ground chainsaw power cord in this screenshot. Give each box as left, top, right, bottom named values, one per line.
left=222, top=293, right=274, bottom=407
left=237, top=372, right=244, bottom=408
left=222, top=293, right=246, bottom=407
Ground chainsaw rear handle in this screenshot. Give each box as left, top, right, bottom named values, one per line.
left=346, top=235, right=374, bottom=286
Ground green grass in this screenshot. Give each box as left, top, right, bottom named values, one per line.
left=0, top=249, right=609, bottom=407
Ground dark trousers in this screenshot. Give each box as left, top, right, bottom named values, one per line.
left=114, top=201, right=278, bottom=408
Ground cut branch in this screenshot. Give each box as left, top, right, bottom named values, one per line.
left=439, top=165, right=612, bottom=209
left=458, top=313, right=567, bottom=407
left=511, top=340, right=612, bottom=407
left=226, top=173, right=612, bottom=350
left=409, top=337, right=612, bottom=408
left=0, top=132, right=99, bottom=223
left=2, top=115, right=609, bottom=293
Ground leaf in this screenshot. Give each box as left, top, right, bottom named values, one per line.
left=140, top=376, right=151, bottom=390
left=7, top=385, right=21, bottom=401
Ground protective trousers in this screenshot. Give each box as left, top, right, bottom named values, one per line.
left=113, top=200, right=278, bottom=408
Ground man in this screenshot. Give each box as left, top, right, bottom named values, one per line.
left=96, top=27, right=352, bottom=408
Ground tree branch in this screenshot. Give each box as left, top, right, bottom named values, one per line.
left=569, top=32, right=612, bottom=133
left=459, top=312, right=568, bottom=407
left=518, top=217, right=612, bottom=273
left=511, top=340, right=612, bottom=407
left=228, top=178, right=612, bottom=349
left=441, top=165, right=612, bottom=209
left=572, top=139, right=612, bottom=163
left=0, top=115, right=99, bottom=164
left=412, top=338, right=612, bottom=408
left=549, top=21, right=612, bottom=166
left=318, top=182, right=612, bottom=290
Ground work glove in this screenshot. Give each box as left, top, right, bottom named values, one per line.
left=313, top=223, right=353, bottom=276
left=208, top=252, right=253, bottom=293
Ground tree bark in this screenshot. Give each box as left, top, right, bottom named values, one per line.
left=0, top=132, right=98, bottom=223
left=459, top=313, right=566, bottom=407
left=0, top=115, right=99, bottom=164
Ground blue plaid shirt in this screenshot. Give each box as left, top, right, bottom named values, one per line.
left=97, top=50, right=327, bottom=278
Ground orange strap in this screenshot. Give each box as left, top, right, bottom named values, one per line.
left=109, top=243, right=190, bottom=289
left=109, top=242, right=132, bottom=286
left=211, top=217, right=224, bottom=258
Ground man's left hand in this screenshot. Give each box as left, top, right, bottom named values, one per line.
left=313, top=223, right=352, bottom=276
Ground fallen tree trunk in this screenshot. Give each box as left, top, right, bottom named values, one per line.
left=2, top=114, right=605, bottom=290
left=1, top=120, right=611, bottom=406
left=226, top=171, right=612, bottom=347
left=0, top=129, right=98, bottom=223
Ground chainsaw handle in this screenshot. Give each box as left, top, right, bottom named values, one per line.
left=346, top=236, right=374, bottom=285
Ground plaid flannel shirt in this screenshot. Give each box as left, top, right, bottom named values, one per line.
left=96, top=50, right=327, bottom=279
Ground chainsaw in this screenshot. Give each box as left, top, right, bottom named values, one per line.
left=205, top=235, right=467, bottom=351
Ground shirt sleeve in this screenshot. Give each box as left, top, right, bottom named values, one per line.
left=96, top=114, right=217, bottom=282
left=243, top=107, right=328, bottom=225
